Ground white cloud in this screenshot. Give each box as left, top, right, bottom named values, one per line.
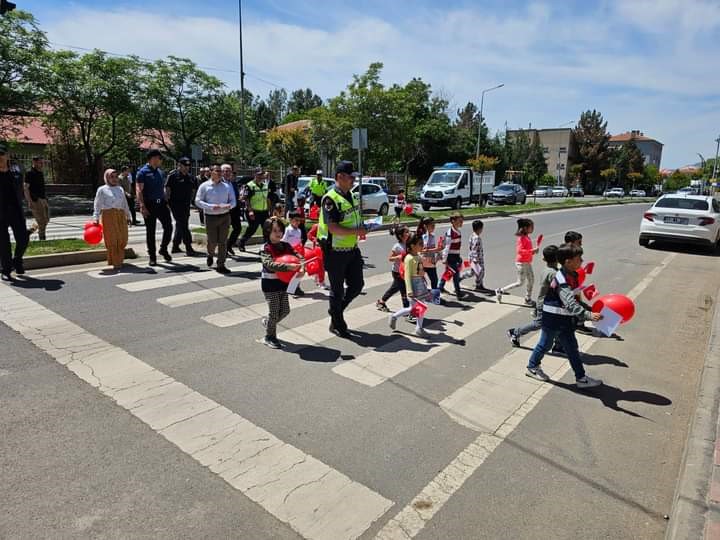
left=38, top=2, right=720, bottom=167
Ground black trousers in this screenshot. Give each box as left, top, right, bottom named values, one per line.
left=240, top=210, right=268, bottom=246
left=381, top=271, right=409, bottom=307
left=424, top=267, right=438, bottom=289
left=170, top=203, right=192, bottom=250
left=126, top=196, right=137, bottom=223
left=227, top=206, right=243, bottom=248
left=0, top=211, right=28, bottom=272
left=143, top=199, right=173, bottom=258
left=325, top=247, right=364, bottom=330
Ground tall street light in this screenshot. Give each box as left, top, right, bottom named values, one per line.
left=713, top=135, right=720, bottom=184
left=238, top=0, right=246, bottom=165
left=475, top=83, right=504, bottom=159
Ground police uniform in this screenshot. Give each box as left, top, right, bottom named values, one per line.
left=318, top=166, right=364, bottom=335
left=308, top=174, right=327, bottom=205
left=165, top=162, right=196, bottom=254
left=238, top=175, right=270, bottom=250
left=136, top=161, right=173, bottom=263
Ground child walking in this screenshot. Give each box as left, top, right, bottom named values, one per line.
left=281, top=211, right=306, bottom=297
left=468, top=219, right=494, bottom=295
left=259, top=217, right=304, bottom=349
left=377, top=226, right=410, bottom=312
left=390, top=189, right=406, bottom=234
left=437, top=213, right=466, bottom=300
left=525, top=243, right=603, bottom=387
left=507, top=244, right=558, bottom=347
left=388, top=233, right=431, bottom=338
left=418, top=217, right=442, bottom=291
left=496, top=218, right=538, bottom=305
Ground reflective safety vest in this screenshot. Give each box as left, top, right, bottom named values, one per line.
left=247, top=180, right=269, bottom=211
left=317, top=188, right=362, bottom=250
left=309, top=177, right=327, bottom=197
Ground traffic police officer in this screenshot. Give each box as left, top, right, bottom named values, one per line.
left=238, top=167, right=270, bottom=252
left=166, top=156, right=198, bottom=256
left=308, top=169, right=327, bottom=205
left=318, top=160, right=366, bottom=338
left=136, top=149, right=173, bottom=266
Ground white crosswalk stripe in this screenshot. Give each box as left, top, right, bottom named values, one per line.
left=117, top=263, right=261, bottom=291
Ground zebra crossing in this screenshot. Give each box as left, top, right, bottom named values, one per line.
left=1, top=250, right=674, bottom=540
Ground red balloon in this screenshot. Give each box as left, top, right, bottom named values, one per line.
left=592, top=294, right=635, bottom=324
left=84, top=224, right=103, bottom=245
left=576, top=267, right=586, bottom=286
left=306, top=259, right=321, bottom=276
left=84, top=220, right=96, bottom=230
left=274, top=254, right=301, bottom=283
left=404, top=204, right=414, bottom=216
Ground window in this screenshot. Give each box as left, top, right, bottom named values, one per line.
left=542, top=146, right=549, bottom=153
left=713, top=199, right=720, bottom=213
left=559, top=147, right=567, bottom=153
left=655, top=197, right=709, bottom=211
left=458, top=172, right=468, bottom=189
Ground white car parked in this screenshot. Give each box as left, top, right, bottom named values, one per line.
left=639, top=194, right=720, bottom=250
left=629, top=189, right=646, bottom=197
left=603, top=187, right=625, bottom=198
left=352, top=182, right=389, bottom=215
left=551, top=186, right=569, bottom=197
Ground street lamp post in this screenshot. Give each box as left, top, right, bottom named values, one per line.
left=475, top=84, right=504, bottom=159
left=238, top=0, right=246, bottom=165
left=713, top=136, right=720, bottom=186
left=698, top=153, right=706, bottom=195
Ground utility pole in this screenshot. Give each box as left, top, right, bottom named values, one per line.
left=238, top=0, right=246, bottom=166
left=713, top=136, right=720, bottom=187
left=475, top=84, right=504, bottom=159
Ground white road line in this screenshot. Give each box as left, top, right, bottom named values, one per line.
left=332, top=300, right=521, bottom=387
left=118, top=262, right=262, bottom=292
left=0, top=285, right=393, bottom=540
left=374, top=252, right=677, bottom=540
left=86, top=255, right=201, bottom=278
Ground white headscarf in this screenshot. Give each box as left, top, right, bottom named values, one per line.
left=104, top=168, right=117, bottom=185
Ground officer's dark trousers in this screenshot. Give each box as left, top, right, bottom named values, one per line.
left=239, top=210, right=268, bottom=246
left=170, top=203, right=192, bottom=250
left=227, top=206, right=243, bottom=248
left=325, top=247, right=364, bottom=329
left=143, top=199, right=173, bottom=258
left=0, top=211, right=29, bottom=272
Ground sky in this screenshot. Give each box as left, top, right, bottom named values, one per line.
left=20, top=0, right=720, bottom=168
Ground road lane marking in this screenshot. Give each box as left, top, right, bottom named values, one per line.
left=117, top=262, right=262, bottom=292
left=374, top=252, right=676, bottom=539
left=0, top=284, right=393, bottom=540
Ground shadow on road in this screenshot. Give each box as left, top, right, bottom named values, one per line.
left=550, top=380, right=671, bottom=418
left=11, top=276, right=65, bottom=291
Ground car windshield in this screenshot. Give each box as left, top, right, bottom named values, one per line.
left=535, top=186, right=549, bottom=191
left=427, top=171, right=461, bottom=185
left=496, top=185, right=514, bottom=192
left=655, top=197, right=709, bottom=211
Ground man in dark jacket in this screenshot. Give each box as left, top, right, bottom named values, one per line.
left=284, top=165, right=300, bottom=212
left=0, top=142, right=29, bottom=280
left=165, top=156, right=198, bottom=255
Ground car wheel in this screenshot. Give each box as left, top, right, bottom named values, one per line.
left=454, top=197, right=462, bottom=210
left=421, top=203, right=431, bottom=212
left=378, top=203, right=388, bottom=216
left=639, top=237, right=649, bottom=247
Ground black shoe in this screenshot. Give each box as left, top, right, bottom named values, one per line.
left=171, top=246, right=183, bottom=254
left=294, top=287, right=305, bottom=297
left=149, top=258, right=158, bottom=267
left=186, top=248, right=199, bottom=256
left=206, top=255, right=213, bottom=267
left=216, top=264, right=231, bottom=274
left=329, top=322, right=352, bottom=339
left=227, top=246, right=236, bottom=256
left=238, top=243, right=246, bottom=252
left=456, top=292, right=467, bottom=301
left=158, top=249, right=172, bottom=262
left=507, top=329, right=520, bottom=347
left=1, top=271, right=12, bottom=282
left=13, top=260, right=25, bottom=275
left=551, top=346, right=567, bottom=357
left=261, top=336, right=283, bottom=349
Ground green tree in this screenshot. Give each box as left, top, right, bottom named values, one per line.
left=287, top=88, right=322, bottom=116
left=265, top=126, right=317, bottom=171
left=665, top=170, right=691, bottom=191
left=600, top=167, right=616, bottom=193
left=643, top=164, right=660, bottom=190
left=141, top=56, right=237, bottom=160
left=39, top=50, right=142, bottom=187
left=0, top=10, right=48, bottom=135
left=524, top=134, right=548, bottom=190
left=573, top=110, right=610, bottom=192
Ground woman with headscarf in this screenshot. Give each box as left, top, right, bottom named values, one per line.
left=93, top=168, right=132, bottom=269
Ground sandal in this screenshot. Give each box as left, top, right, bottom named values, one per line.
left=376, top=300, right=390, bottom=312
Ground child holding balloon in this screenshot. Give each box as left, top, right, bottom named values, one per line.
left=388, top=233, right=431, bottom=338
left=259, top=217, right=304, bottom=349
left=496, top=218, right=540, bottom=305
left=525, top=243, right=603, bottom=388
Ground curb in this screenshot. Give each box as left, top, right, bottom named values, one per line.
left=23, top=248, right=137, bottom=270
left=667, top=291, right=720, bottom=539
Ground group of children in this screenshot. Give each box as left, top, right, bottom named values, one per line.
left=259, top=209, right=606, bottom=388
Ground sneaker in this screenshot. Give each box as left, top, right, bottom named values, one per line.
left=507, top=329, right=520, bottom=347
left=495, top=289, right=503, bottom=303
left=206, top=255, right=213, bottom=268
left=576, top=376, right=602, bottom=388
left=376, top=300, right=390, bottom=312
left=414, top=327, right=430, bottom=338
left=406, top=314, right=417, bottom=324
left=158, top=249, right=172, bottom=262
left=388, top=315, right=397, bottom=330
left=261, top=336, right=282, bottom=349
left=526, top=367, right=550, bottom=382
left=294, top=287, right=305, bottom=297
left=524, top=297, right=536, bottom=307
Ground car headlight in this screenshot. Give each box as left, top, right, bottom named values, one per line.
left=444, top=188, right=455, bottom=194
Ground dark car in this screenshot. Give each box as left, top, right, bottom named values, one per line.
left=569, top=186, right=584, bottom=197
left=490, top=183, right=527, bottom=205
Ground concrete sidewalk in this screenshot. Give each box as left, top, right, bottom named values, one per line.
left=667, top=294, right=720, bottom=539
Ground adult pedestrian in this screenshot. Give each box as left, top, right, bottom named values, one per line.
left=238, top=167, right=271, bottom=252
left=222, top=163, right=243, bottom=256
left=118, top=166, right=139, bottom=225
left=166, top=156, right=198, bottom=256
left=308, top=169, right=328, bottom=206
left=318, top=160, right=366, bottom=338
left=93, top=169, right=132, bottom=270
left=136, top=149, right=173, bottom=266
left=284, top=165, right=300, bottom=212
left=195, top=165, right=235, bottom=274
left=24, top=156, right=49, bottom=240
left=195, top=167, right=211, bottom=225
left=0, top=142, right=29, bottom=281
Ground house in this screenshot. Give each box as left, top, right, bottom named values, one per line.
left=505, top=127, right=577, bottom=185
left=608, top=130, right=663, bottom=168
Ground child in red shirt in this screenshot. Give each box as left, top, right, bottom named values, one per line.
left=496, top=218, right=539, bottom=305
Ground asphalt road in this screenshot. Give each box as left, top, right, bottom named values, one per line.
left=1, top=202, right=718, bottom=539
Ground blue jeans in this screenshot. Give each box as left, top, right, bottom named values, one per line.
left=527, top=326, right=585, bottom=380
